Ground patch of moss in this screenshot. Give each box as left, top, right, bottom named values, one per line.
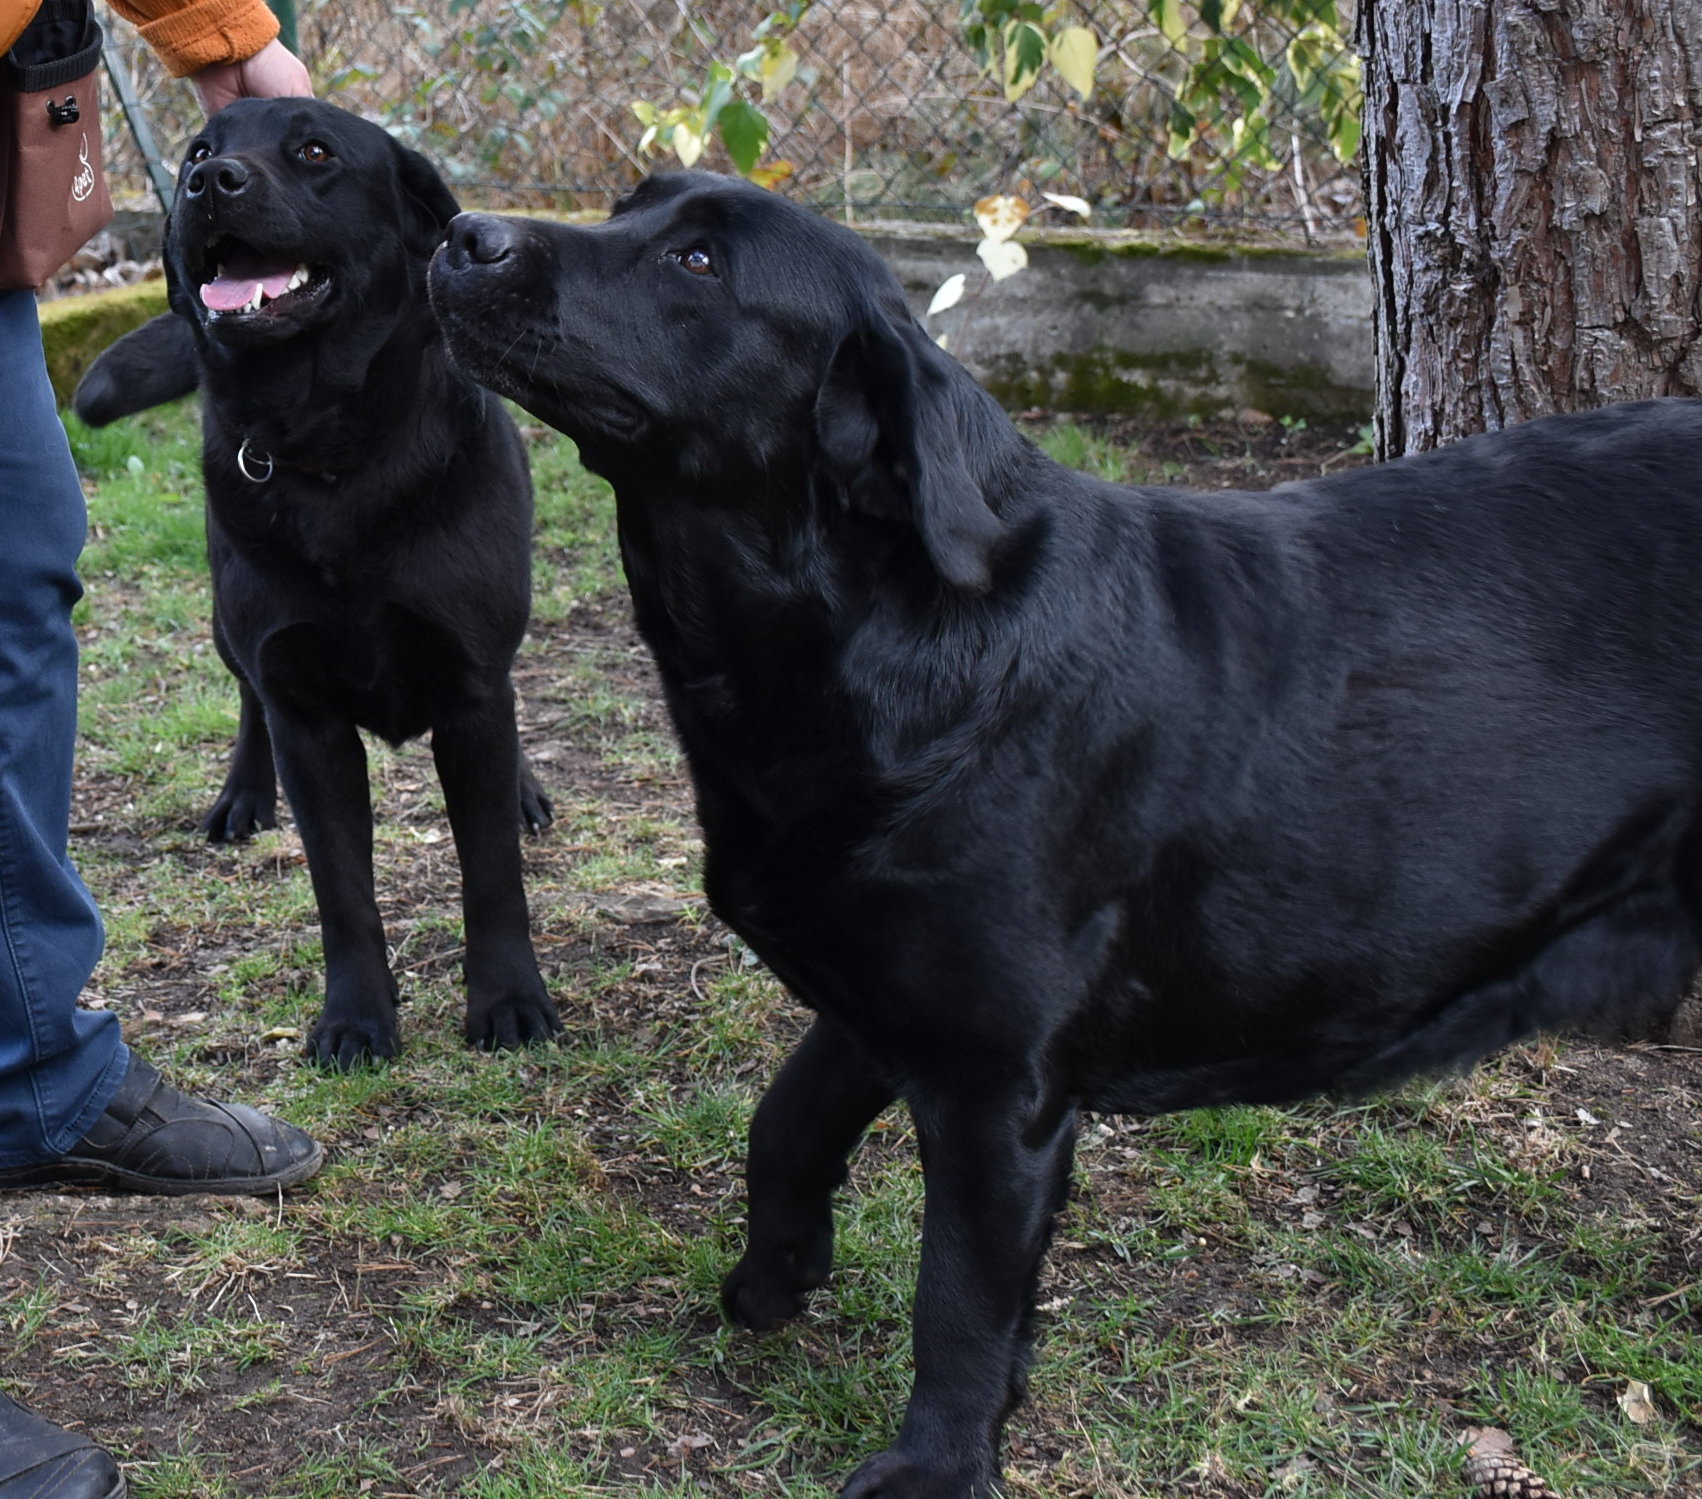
left=982, top=348, right=1225, bottom=421
left=1053, top=237, right=1364, bottom=268
left=1235, top=356, right=1371, bottom=424
left=1060, top=239, right=1232, bottom=268
left=39, top=280, right=171, bottom=406
left=979, top=346, right=1370, bottom=424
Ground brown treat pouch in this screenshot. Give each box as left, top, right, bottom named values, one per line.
left=0, top=0, right=111, bottom=289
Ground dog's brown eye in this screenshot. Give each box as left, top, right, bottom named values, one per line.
left=677, top=246, right=715, bottom=277
left=188, top=142, right=211, bottom=163
left=299, top=141, right=332, bottom=164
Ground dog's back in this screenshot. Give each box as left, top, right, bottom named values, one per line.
left=774, top=399, right=1702, bottom=1111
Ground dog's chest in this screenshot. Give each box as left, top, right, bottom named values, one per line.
left=251, top=601, right=488, bottom=747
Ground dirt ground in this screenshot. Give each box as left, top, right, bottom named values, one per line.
left=4, top=417, right=1698, bottom=1498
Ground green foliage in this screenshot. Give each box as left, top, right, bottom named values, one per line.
left=958, top=2, right=1100, bottom=102
left=634, top=1, right=1099, bottom=179
left=1160, top=0, right=1361, bottom=188
left=624, top=2, right=1356, bottom=208
left=632, top=2, right=814, bottom=179
left=329, top=0, right=603, bottom=184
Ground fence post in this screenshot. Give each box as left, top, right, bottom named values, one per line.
left=104, top=45, right=176, bottom=212
left=270, top=0, right=299, bottom=58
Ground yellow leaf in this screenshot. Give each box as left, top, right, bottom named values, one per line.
left=1152, top=0, right=1188, bottom=46
left=1003, top=54, right=1036, bottom=101
left=1048, top=26, right=1099, bottom=99
left=1001, top=20, right=1044, bottom=103
left=976, top=237, right=1027, bottom=282
left=748, top=159, right=795, bottom=190
left=973, top=193, right=1029, bottom=243
left=760, top=46, right=798, bottom=103
left=672, top=123, right=704, bottom=169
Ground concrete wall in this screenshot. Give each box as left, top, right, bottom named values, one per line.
left=864, top=224, right=1375, bottom=423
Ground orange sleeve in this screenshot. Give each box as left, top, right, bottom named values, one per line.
left=1, top=0, right=40, bottom=59
left=104, top=0, right=280, bottom=78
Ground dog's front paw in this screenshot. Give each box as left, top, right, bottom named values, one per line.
left=720, top=1231, right=832, bottom=1332
left=841, top=1445, right=994, bottom=1499
left=305, top=1010, right=401, bottom=1070
left=201, top=783, right=277, bottom=843
left=465, top=988, right=561, bottom=1052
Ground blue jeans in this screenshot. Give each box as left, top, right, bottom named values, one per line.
left=0, top=287, right=127, bottom=1165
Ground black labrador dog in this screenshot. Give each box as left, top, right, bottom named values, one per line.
left=430, top=172, right=1700, bottom=1496
left=80, top=99, right=559, bottom=1068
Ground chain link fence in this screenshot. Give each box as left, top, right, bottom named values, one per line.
left=100, top=1, right=1363, bottom=240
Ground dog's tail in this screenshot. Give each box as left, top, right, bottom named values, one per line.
left=72, top=312, right=198, bottom=427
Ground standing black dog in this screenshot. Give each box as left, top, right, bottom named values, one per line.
left=431, top=172, right=1701, bottom=1496
left=80, top=99, right=559, bottom=1068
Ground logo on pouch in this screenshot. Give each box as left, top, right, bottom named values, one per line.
left=71, top=134, right=95, bottom=203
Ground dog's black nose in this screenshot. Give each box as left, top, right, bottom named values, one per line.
left=445, top=213, right=520, bottom=269
left=184, top=156, right=250, bottom=200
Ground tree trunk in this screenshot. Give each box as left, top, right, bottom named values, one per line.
left=1359, top=0, right=1702, bottom=459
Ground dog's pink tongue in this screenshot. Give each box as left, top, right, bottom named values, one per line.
left=200, top=259, right=297, bottom=311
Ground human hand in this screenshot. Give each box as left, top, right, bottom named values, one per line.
left=192, top=39, right=312, bottom=116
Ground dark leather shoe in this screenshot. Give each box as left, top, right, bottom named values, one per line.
left=0, top=1395, right=124, bottom=1499
left=0, top=1054, right=323, bottom=1197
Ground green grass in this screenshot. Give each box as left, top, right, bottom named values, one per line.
left=1036, top=421, right=1141, bottom=483
left=15, top=402, right=1697, bottom=1498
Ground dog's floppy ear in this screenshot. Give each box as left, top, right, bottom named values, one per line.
left=72, top=313, right=200, bottom=427
left=392, top=143, right=461, bottom=259
left=813, top=311, right=1001, bottom=592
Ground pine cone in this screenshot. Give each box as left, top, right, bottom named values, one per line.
left=1465, top=1452, right=1561, bottom=1498
left=1462, top=1429, right=1561, bottom=1499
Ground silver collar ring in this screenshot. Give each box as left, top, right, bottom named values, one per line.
left=236, top=439, right=275, bottom=484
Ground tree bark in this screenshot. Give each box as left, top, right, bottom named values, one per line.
left=1359, top=0, right=1702, bottom=458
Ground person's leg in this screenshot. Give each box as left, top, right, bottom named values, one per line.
left=0, top=285, right=134, bottom=1499
left=0, top=287, right=126, bottom=1167
left=0, top=289, right=322, bottom=1200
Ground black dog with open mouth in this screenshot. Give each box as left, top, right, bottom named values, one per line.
left=81, top=99, right=559, bottom=1068
left=431, top=173, right=1702, bottom=1496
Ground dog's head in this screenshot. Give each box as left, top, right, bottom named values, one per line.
left=167, top=98, right=459, bottom=352
left=429, top=172, right=1001, bottom=591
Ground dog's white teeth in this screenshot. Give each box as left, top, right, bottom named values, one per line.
left=248, top=284, right=265, bottom=311
left=287, top=264, right=309, bottom=292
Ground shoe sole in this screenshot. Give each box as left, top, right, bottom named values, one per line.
left=0, top=1140, right=324, bottom=1197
